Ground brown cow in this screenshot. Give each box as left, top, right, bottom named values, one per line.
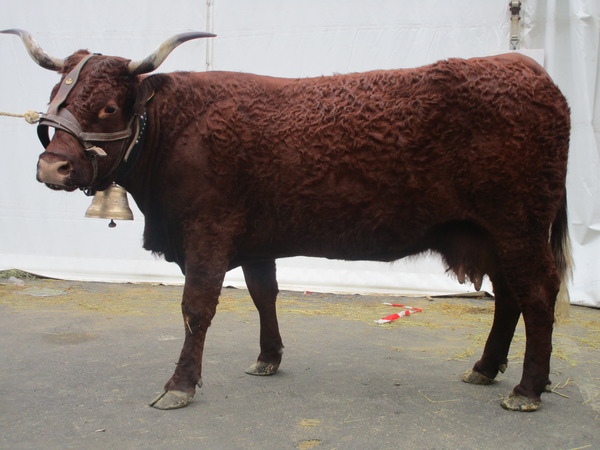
left=2, top=29, right=572, bottom=411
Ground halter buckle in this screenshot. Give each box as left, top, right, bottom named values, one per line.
left=85, top=146, right=108, bottom=158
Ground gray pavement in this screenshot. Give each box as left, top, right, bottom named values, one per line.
left=0, top=275, right=598, bottom=449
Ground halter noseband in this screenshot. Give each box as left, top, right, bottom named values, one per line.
left=37, top=54, right=148, bottom=195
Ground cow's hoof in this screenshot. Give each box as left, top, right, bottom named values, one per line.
left=461, top=368, right=495, bottom=385
left=501, top=392, right=541, bottom=412
left=245, top=361, right=279, bottom=376
left=149, top=390, right=194, bottom=410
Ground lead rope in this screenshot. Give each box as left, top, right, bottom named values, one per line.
left=0, top=110, right=41, bottom=124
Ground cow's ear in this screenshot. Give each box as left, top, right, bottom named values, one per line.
left=134, top=75, right=166, bottom=114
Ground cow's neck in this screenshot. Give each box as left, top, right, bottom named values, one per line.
left=116, top=74, right=198, bottom=212
left=115, top=103, right=162, bottom=213
left=117, top=89, right=189, bottom=267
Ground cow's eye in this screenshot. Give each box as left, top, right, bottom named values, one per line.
left=100, top=104, right=119, bottom=118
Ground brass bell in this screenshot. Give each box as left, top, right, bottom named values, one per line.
left=85, top=183, right=134, bottom=228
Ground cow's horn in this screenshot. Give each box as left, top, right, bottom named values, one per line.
left=1, top=28, right=65, bottom=71
left=127, top=31, right=216, bottom=75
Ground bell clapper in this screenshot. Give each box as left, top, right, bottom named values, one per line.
left=109, top=219, right=117, bottom=228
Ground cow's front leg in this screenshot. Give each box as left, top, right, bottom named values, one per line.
left=242, top=260, right=284, bottom=376
left=150, top=268, right=225, bottom=410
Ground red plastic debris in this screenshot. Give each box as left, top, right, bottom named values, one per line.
left=376, top=302, right=423, bottom=324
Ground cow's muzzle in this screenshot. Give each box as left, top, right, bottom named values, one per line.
left=36, top=156, right=76, bottom=191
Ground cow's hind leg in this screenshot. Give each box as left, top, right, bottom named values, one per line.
left=462, top=276, right=520, bottom=385
left=432, top=222, right=518, bottom=384
left=500, top=263, right=557, bottom=411
left=243, top=260, right=284, bottom=376
left=471, top=239, right=558, bottom=411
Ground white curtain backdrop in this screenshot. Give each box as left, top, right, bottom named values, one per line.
left=522, top=0, right=600, bottom=308
left=0, top=0, right=598, bottom=306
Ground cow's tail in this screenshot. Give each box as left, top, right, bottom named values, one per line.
left=551, top=193, right=573, bottom=324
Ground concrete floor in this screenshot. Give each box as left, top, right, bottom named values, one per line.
left=0, top=274, right=598, bottom=449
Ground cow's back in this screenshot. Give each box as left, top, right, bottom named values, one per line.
left=169, top=57, right=569, bottom=261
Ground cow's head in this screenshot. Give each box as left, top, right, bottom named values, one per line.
left=2, top=29, right=214, bottom=193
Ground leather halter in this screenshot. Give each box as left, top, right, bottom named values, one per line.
left=37, top=54, right=150, bottom=195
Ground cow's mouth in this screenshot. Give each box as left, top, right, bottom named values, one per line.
left=44, top=182, right=77, bottom=192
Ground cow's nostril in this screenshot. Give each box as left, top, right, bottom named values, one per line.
left=57, top=162, right=72, bottom=175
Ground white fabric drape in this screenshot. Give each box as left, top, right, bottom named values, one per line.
left=0, top=1, right=597, bottom=306
left=522, top=0, right=600, bottom=307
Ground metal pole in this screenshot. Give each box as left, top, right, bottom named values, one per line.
left=206, top=0, right=215, bottom=71
left=510, top=1, right=522, bottom=50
